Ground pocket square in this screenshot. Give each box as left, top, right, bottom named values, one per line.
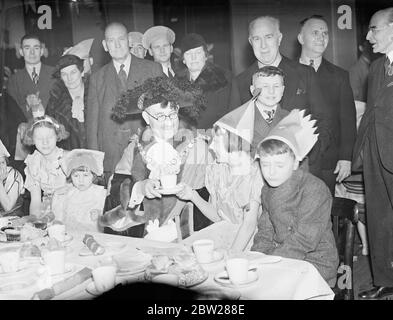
left=296, top=88, right=306, bottom=95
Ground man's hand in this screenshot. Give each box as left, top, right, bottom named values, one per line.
left=334, top=160, right=351, bottom=183
left=141, top=179, right=162, bottom=199
left=175, top=183, right=195, bottom=201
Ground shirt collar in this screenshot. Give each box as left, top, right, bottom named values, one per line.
left=257, top=54, right=282, bottom=68
left=26, top=62, right=41, bottom=76
left=113, top=54, right=132, bottom=76
left=299, top=55, right=322, bottom=71
left=387, top=51, right=393, bottom=64
left=255, top=100, right=278, bottom=119
left=161, top=63, right=174, bottom=77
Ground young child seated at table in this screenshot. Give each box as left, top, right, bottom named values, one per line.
left=249, top=110, right=339, bottom=287
left=52, top=149, right=107, bottom=232
left=0, top=139, right=24, bottom=216
left=22, top=115, right=69, bottom=222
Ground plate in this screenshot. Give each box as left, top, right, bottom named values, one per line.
left=86, top=281, right=102, bottom=296
left=199, top=250, right=225, bottom=265
left=157, top=185, right=183, bottom=195
left=50, top=263, right=75, bottom=280
left=113, top=253, right=152, bottom=276
left=214, top=269, right=259, bottom=288
left=256, top=255, right=282, bottom=264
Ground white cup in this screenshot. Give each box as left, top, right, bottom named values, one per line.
left=42, top=249, right=66, bottom=275
left=192, top=239, right=214, bottom=264
left=92, top=265, right=116, bottom=293
left=47, top=224, right=66, bottom=242
left=160, top=174, right=177, bottom=189
left=0, top=217, right=10, bottom=229
left=0, top=251, right=20, bottom=273
left=226, top=258, right=249, bottom=285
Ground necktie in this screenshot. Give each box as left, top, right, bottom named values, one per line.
left=263, top=109, right=275, bottom=124
left=32, top=67, right=38, bottom=84
left=385, top=57, right=393, bottom=77
left=118, top=64, right=128, bottom=90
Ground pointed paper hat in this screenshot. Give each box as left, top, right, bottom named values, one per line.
left=213, top=90, right=261, bottom=144
left=63, top=38, right=94, bottom=60
left=0, top=139, right=10, bottom=158
left=259, top=109, right=318, bottom=161
left=62, top=149, right=105, bottom=177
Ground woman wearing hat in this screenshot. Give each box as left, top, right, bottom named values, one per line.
left=46, top=53, right=90, bottom=150
left=0, top=139, right=24, bottom=216
left=101, top=76, right=212, bottom=240
left=176, top=33, right=232, bottom=129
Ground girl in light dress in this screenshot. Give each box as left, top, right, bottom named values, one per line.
left=0, top=140, right=24, bottom=216
left=52, top=149, right=107, bottom=233
left=22, top=115, right=69, bottom=221
left=176, top=125, right=263, bottom=250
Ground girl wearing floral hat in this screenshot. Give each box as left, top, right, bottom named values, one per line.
left=52, top=149, right=106, bottom=232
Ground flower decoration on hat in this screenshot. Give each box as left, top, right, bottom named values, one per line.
left=0, top=139, right=10, bottom=158
left=62, top=149, right=105, bottom=177
left=111, top=76, right=206, bottom=125
left=258, top=109, right=319, bottom=161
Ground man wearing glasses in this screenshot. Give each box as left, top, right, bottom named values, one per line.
left=353, top=7, right=393, bottom=300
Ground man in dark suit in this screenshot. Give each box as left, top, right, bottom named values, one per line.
left=229, top=16, right=332, bottom=177
left=6, top=33, right=55, bottom=160
left=297, top=15, right=357, bottom=194
left=353, top=7, right=393, bottom=300
left=86, top=22, right=163, bottom=175
left=142, top=26, right=176, bottom=78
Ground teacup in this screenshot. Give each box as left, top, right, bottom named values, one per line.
left=225, top=258, right=249, bottom=285
left=0, top=251, right=20, bottom=273
left=42, top=249, right=66, bottom=275
left=47, top=224, right=66, bottom=242
left=192, top=239, right=215, bottom=264
left=92, top=265, right=117, bottom=293
left=160, top=174, right=177, bottom=189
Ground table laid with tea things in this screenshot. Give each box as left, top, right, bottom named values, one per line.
left=0, top=216, right=334, bottom=300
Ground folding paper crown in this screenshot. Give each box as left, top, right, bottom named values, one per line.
left=213, top=90, right=261, bottom=144
left=261, top=109, right=319, bottom=161
left=62, top=149, right=105, bottom=177
left=0, top=139, right=10, bottom=158
left=63, top=38, right=94, bottom=60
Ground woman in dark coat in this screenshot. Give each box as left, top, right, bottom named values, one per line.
left=176, top=33, right=232, bottom=129
left=46, top=54, right=89, bottom=150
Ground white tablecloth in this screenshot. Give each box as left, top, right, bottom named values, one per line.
left=0, top=231, right=334, bottom=300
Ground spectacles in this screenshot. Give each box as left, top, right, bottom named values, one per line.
left=144, top=110, right=178, bottom=122
left=368, top=22, right=393, bottom=34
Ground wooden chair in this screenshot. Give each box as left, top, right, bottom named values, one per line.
left=331, top=197, right=365, bottom=300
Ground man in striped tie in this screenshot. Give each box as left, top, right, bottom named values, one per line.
left=142, top=26, right=176, bottom=78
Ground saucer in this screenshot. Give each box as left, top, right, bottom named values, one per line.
left=256, top=255, right=282, bottom=264
left=214, top=268, right=259, bottom=288
left=199, top=250, right=225, bottom=265
left=86, top=281, right=102, bottom=296
left=157, top=185, right=183, bottom=195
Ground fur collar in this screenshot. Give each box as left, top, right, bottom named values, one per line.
left=180, top=62, right=228, bottom=92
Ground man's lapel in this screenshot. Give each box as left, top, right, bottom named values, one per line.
left=105, top=62, right=121, bottom=98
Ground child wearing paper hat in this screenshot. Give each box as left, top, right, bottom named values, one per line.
left=51, top=149, right=106, bottom=233
left=247, top=110, right=339, bottom=287
left=0, top=139, right=24, bottom=216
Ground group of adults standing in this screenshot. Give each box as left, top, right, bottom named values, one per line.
left=2, top=5, right=393, bottom=299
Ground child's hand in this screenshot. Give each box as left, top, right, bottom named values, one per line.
left=175, top=183, right=194, bottom=201
left=141, top=179, right=162, bottom=199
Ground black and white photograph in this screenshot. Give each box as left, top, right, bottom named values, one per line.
left=0, top=0, right=392, bottom=307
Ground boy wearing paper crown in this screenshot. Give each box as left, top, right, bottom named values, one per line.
left=245, top=110, right=338, bottom=286
left=99, top=76, right=212, bottom=241
left=51, top=149, right=106, bottom=233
